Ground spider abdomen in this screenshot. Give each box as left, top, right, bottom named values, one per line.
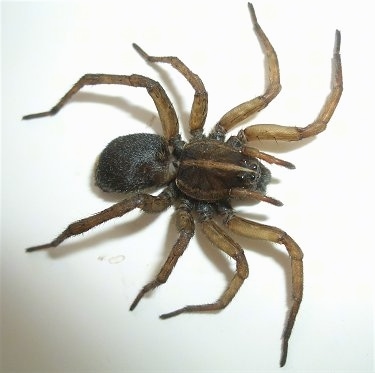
left=95, top=133, right=174, bottom=193
left=176, top=139, right=270, bottom=201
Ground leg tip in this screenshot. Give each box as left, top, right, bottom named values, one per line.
left=334, top=29, right=341, bottom=53
left=248, top=3, right=257, bottom=24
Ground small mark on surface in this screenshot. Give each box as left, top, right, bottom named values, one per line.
left=98, top=255, right=125, bottom=264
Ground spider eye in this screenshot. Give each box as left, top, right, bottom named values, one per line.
left=241, top=158, right=259, bottom=171
left=237, top=172, right=246, bottom=181
left=237, top=171, right=257, bottom=185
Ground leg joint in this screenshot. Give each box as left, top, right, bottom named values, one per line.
left=234, top=249, right=249, bottom=279
left=279, top=231, right=304, bottom=260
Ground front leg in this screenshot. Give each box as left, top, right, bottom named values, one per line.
left=243, top=30, right=343, bottom=142
left=224, top=214, right=303, bottom=367
left=211, top=3, right=281, bottom=136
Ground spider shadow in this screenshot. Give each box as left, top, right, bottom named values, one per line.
left=71, top=67, right=192, bottom=139
left=72, top=92, right=161, bottom=133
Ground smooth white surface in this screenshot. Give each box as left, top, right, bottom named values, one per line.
left=2, top=1, right=373, bottom=372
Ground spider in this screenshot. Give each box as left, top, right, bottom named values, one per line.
left=23, top=3, right=343, bottom=367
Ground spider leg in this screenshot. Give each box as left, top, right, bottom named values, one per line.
left=224, top=214, right=303, bottom=367
left=160, top=219, right=249, bottom=319
left=132, top=43, right=208, bottom=135
left=211, top=3, right=281, bottom=136
left=23, top=74, right=179, bottom=141
left=25, top=188, right=173, bottom=252
left=130, top=202, right=195, bottom=310
left=243, top=30, right=343, bottom=142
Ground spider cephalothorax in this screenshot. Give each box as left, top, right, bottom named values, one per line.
left=23, top=3, right=342, bottom=367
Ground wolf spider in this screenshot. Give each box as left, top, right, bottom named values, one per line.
left=23, top=3, right=343, bottom=367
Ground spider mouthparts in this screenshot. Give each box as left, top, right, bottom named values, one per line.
left=230, top=188, right=283, bottom=206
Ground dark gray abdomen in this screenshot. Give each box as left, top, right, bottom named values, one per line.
left=95, top=133, right=173, bottom=193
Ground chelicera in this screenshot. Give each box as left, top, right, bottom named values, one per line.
left=23, top=3, right=343, bottom=367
